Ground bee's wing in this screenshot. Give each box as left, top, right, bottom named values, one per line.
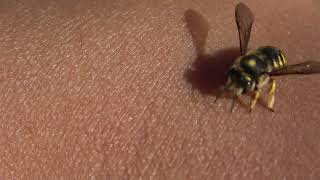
left=235, top=3, right=254, bottom=56
left=270, top=61, right=320, bottom=76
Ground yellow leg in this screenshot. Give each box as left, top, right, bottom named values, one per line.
left=250, top=89, right=261, bottom=111
left=268, top=79, right=276, bottom=111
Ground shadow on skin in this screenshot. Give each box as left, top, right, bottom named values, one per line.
left=185, top=49, right=240, bottom=96
left=184, top=9, right=241, bottom=96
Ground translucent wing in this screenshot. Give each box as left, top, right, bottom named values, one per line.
left=235, top=3, right=254, bottom=56
left=271, top=61, right=320, bottom=76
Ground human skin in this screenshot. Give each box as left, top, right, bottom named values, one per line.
left=0, top=0, right=320, bottom=179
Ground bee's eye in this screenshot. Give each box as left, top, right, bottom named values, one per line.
left=246, top=80, right=253, bottom=86
left=238, top=74, right=250, bottom=84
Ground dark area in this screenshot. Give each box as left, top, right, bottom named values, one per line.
left=184, top=9, right=209, bottom=56
left=185, top=49, right=240, bottom=95
left=184, top=9, right=240, bottom=96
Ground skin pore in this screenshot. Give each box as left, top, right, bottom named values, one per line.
left=1, top=0, right=320, bottom=179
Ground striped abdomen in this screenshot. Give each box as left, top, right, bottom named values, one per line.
left=238, top=46, right=287, bottom=77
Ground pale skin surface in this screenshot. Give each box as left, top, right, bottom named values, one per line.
left=1, top=0, right=320, bottom=179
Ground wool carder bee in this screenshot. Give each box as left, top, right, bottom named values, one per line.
left=219, top=3, right=320, bottom=112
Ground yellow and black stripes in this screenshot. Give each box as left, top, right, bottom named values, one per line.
left=235, top=46, right=287, bottom=79
left=226, top=46, right=287, bottom=98
left=256, top=46, right=287, bottom=71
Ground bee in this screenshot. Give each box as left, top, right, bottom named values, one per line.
left=219, top=3, right=320, bottom=112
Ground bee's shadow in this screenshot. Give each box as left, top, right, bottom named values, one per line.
left=184, top=9, right=240, bottom=96
left=184, top=49, right=240, bottom=96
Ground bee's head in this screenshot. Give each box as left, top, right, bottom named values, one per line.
left=226, top=68, right=255, bottom=96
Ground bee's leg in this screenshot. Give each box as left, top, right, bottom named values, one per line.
left=230, top=97, right=238, bottom=113
left=267, top=79, right=276, bottom=111
left=230, top=96, right=246, bottom=113
left=249, top=89, right=261, bottom=112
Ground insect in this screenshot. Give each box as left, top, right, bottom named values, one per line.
left=219, top=3, right=320, bottom=112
